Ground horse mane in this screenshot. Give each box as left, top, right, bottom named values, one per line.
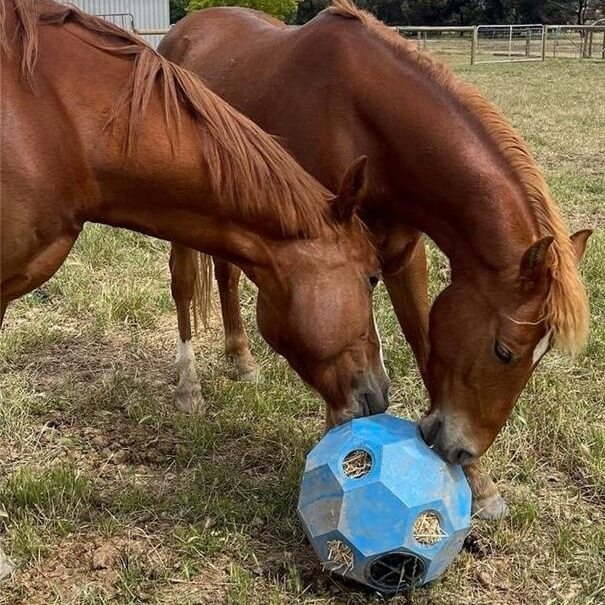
left=327, top=0, right=589, bottom=354
left=0, top=0, right=39, bottom=83
left=1, top=0, right=335, bottom=239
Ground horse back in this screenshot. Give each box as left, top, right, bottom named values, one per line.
left=159, top=7, right=381, bottom=191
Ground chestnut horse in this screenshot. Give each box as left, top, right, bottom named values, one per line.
left=160, top=0, right=592, bottom=517
left=0, top=0, right=390, bottom=424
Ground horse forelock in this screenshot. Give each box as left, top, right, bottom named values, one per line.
left=327, top=0, right=589, bottom=354
left=6, top=0, right=336, bottom=240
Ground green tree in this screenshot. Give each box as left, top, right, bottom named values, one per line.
left=170, top=0, right=188, bottom=23
left=546, top=0, right=605, bottom=23
left=295, top=0, right=328, bottom=23
left=187, top=0, right=299, bottom=21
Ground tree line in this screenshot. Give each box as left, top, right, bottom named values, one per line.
left=171, top=0, right=605, bottom=26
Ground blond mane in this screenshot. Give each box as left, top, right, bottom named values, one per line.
left=2, top=0, right=335, bottom=239
left=327, top=0, right=589, bottom=354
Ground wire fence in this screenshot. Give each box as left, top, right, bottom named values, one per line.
left=546, top=25, right=605, bottom=59
left=395, top=23, right=605, bottom=66
left=395, top=26, right=474, bottom=66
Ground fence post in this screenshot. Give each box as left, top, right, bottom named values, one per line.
left=471, top=26, right=477, bottom=65
left=541, top=25, right=546, bottom=61
left=525, top=30, right=531, bottom=56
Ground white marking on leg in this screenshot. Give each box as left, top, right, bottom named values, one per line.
left=176, top=339, right=198, bottom=384
left=373, top=315, right=388, bottom=376
left=532, top=329, right=553, bottom=365
left=176, top=339, right=195, bottom=368
left=174, top=339, right=202, bottom=413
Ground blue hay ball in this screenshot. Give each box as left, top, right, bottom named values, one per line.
left=297, top=414, right=471, bottom=593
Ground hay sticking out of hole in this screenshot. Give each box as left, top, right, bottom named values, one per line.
left=342, top=449, right=372, bottom=478
left=325, top=539, right=354, bottom=572
left=413, top=512, right=447, bottom=545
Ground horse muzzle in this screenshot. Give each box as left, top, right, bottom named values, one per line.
left=325, top=372, right=390, bottom=428
left=419, top=410, right=477, bottom=466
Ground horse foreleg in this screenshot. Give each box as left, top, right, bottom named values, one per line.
left=382, top=239, right=506, bottom=519
left=213, top=257, right=258, bottom=382
left=169, top=244, right=204, bottom=414
left=382, top=237, right=430, bottom=386
left=464, top=459, right=508, bottom=520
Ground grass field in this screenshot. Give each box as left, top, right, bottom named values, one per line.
left=1, top=59, right=604, bottom=605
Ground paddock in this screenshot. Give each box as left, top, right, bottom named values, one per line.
left=0, top=31, right=603, bottom=605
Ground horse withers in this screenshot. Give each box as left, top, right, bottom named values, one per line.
left=159, top=0, right=592, bottom=518
left=0, top=0, right=389, bottom=425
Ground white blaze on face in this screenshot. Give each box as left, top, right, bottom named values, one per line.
left=372, top=315, right=388, bottom=376
left=532, top=329, right=553, bottom=366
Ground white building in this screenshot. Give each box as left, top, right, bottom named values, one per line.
left=65, top=0, right=169, bottom=48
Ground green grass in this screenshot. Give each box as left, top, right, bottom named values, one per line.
left=1, top=59, right=604, bottom=604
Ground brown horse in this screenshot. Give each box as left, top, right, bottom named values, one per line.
left=159, top=0, right=592, bottom=518
left=0, top=0, right=390, bottom=424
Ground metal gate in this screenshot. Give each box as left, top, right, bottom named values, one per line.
left=95, top=12, right=135, bottom=31
left=473, top=24, right=545, bottom=64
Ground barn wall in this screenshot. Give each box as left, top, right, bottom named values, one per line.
left=64, top=0, right=169, bottom=48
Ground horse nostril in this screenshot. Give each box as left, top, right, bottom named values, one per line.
left=420, top=417, right=442, bottom=447
left=451, top=448, right=474, bottom=466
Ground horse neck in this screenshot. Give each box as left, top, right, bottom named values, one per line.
left=90, top=127, right=283, bottom=276
left=364, top=59, right=539, bottom=276
left=26, top=19, right=328, bottom=282
left=88, top=93, right=322, bottom=280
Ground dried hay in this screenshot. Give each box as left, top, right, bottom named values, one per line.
left=325, top=540, right=354, bottom=572
left=413, top=511, right=447, bottom=545
left=342, top=449, right=372, bottom=478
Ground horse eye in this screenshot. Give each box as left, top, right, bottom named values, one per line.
left=369, top=274, right=380, bottom=289
left=494, top=340, right=513, bottom=364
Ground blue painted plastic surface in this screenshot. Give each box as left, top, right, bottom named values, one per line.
left=298, top=414, right=471, bottom=593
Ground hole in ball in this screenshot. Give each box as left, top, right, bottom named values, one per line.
left=342, top=449, right=372, bottom=478
left=368, top=552, right=425, bottom=590
left=325, top=539, right=354, bottom=572
left=413, top=511, right=447, bottom=545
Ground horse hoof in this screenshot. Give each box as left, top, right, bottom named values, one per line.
left=227, top=355, right=260, bottom=383
left=472, top=493, right=509, bottom=520
left=237, top=367, right=260, bottom=383
left=174, top=386, right=205, bottom=415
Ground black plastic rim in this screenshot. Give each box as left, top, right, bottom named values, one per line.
left=367, top=552, right=426, bottom=592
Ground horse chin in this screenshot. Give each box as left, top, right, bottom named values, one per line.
left=324, top=391, right=389, bottom=431
left=325, top=406, right=356, bottom=431
left=324, top=397, right=370, bottom=431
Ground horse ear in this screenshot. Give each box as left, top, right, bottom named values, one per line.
left=519, top=236, right=554, bottom=283
left=331, top=156, right=368, bottom=223
left=570, top=229, right=592, bottom=262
